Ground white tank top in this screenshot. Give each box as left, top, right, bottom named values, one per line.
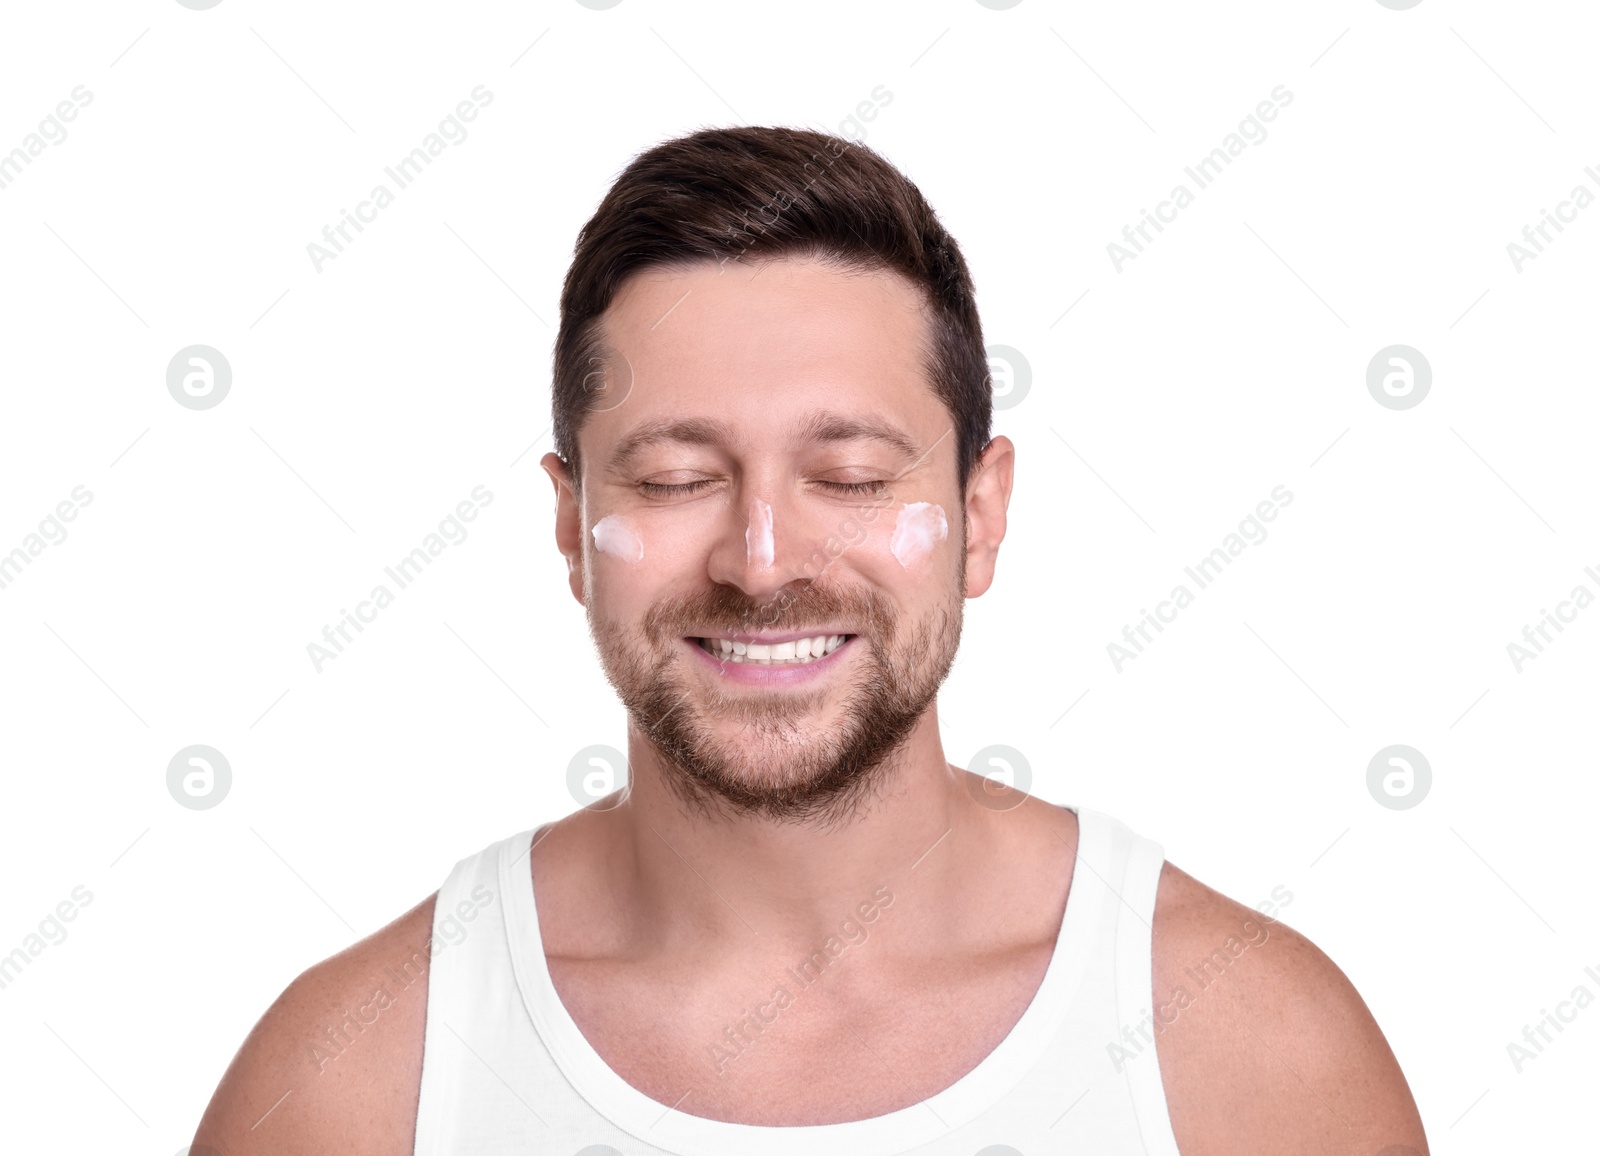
left=411, top=805, right=1182, bottom=1154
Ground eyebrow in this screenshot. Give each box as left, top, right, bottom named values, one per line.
left=795, top=411, right=921, bottom=463
left=607, top=410, right=923, bottom=473
left=607, top=417, right=731, bottom=473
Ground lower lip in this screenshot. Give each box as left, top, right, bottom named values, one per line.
left=684, top=636, right=854, bottom=685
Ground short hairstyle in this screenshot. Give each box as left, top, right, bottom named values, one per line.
left=551, top=125, right=992, bottom=491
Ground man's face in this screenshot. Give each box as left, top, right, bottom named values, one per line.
left=546, top=256, right=986, bottom=824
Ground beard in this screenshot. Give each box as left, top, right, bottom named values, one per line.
left=589, top=572, right=964, bottom=828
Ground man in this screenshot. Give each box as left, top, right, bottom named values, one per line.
left=194, top=126, right=1429, bottom=1154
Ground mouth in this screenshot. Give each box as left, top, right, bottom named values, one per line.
left=691, top=632, right=852, bottom=666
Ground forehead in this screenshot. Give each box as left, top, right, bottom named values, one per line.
left=583, top=256, right=942, bottom=460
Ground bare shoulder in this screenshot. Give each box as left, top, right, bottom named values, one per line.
left=1150, top=862, right=1429, bottom=1155
left=190, top=892, right=438, bottom=1156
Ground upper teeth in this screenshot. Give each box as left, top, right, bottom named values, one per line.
left=698, top=635, right=848, bottom=664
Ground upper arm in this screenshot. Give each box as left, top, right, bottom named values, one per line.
left=190, top=893, right=437, bottom=1156
left=1151, top=863, right=1429, bottom=1155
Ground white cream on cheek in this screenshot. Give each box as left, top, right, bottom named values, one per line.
left=890, top=502, right=948, bottom=570
left=746, top=499, right=774, bottom=569
left=591, top=514, right=644, bottom=562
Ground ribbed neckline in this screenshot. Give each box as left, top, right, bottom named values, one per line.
left=500, top=804, right=1106, bottom=1156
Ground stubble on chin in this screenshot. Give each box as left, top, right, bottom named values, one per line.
left=587, top=582, right=961, bottom=829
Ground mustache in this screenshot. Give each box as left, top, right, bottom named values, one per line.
left=642, top=582, right=892, bottom=642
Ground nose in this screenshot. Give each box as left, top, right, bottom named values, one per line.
left=706, top=489, right=812, bottom=602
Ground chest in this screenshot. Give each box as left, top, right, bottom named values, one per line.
left=545, top=942, right=1056, bottom=1126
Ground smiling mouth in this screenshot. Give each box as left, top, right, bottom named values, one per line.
left=693, top=634, right=852, bottom=665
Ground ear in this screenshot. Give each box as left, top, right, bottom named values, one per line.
left=541, top=452, right=585, bottom=606
left=962, top=435, right=1014, bottom=598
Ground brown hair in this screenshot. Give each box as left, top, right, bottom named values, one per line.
left=551, top=125, right=992, bottom=490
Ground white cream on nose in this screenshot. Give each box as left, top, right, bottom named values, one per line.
left=746, top=499, right=774, bottom=570
left=890, top=502, right=948, bottom=570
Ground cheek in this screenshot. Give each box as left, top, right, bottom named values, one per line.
left=888, top=502, right=949, bottom=571
left=591, top=514, right=645, bottom=562
left=587, top=509, right=724, bottom=606
left=805, top=502, right=948, bottom=585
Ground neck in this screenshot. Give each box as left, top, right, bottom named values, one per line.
left=599, top=705, right=980, bottom=952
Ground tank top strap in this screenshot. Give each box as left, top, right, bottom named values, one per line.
left=410, top=828, right=534, bottom=1156
left=1078, top=806, right=1183, bottom=1156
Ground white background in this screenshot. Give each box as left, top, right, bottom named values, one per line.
left=1, top=0, right=1595, bottom=1151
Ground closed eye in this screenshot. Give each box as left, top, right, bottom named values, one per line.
left=638, top=479, right=888, bottom=499
left=816, top=480, right=889, bottom=497
left=638, top=479, right=718, bottom=498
